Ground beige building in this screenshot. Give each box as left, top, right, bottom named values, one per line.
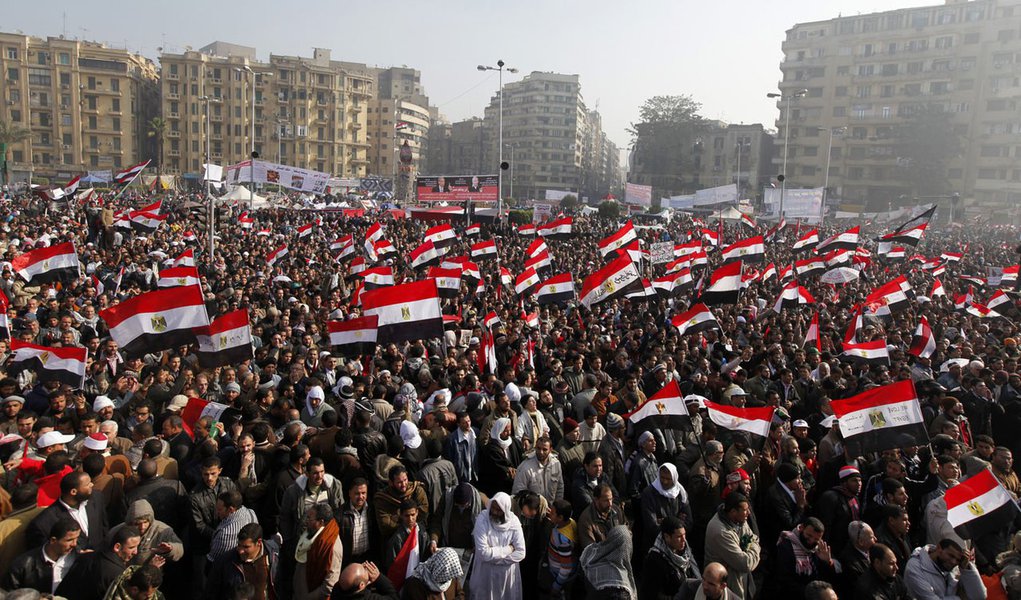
left=777, top=0, right=1021, bottom=215
left=159, top=44, right=373, bottom=178
left=0, top=32, right=159, bottom=183
left=366, top=67, right=431, bottom=185
left=426, top=117, right=487, bottom=176
left=693, top=123, right=775, bottom=199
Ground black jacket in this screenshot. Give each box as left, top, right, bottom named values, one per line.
left=26, top=493, right=108, bottom=551
left=477, top=439, right=522, bottom=497
left=638, top=544, right=699, bottom=600
left=758, top=482, right=804, bottom=552
left=189, top=477, right=240, bottom=551
left=338, top=502, right=379, bottom=565
left=2, top=546, right=61, bottom=593
left=205, top=538, right=280, bottom=600
left=54, top=550, right=127, bottom=600
left=330, top=573, right=400, bottom=600
left=852, top=568, right=911, bottom=600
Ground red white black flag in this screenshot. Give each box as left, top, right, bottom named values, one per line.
left=361, top=266, right=395, bottom=290
left=537, top=216, right=573, bottom=239
left=721, top=235, right=765, bottom=264
left=99, top=285, right=210, bottom=357
left=11, top=242, right=80, bottom=284
left=804, top=311, right=821, bottom=352
left=792, top=229, right=819, bottom=253
left=817, top=226, right=860, bottom=253
left=671, top=303, right=719, bottom=336
left=704, top=400, right=775, bottom=447
left=9, top=340, right=87, bottom=388
left=425, top=223, right=457, bottom=247
left=841, top=339, right=890, bottom=366
left=772, top=280, right=815, bottom=313
left=194, top=309, right=253, bottom=368
left=328, top=315, right=379, bottom=356
left=471, top=240, right=498, bottom=261
left=945, top=468, right=1018, bottom=539
left=157, top=265, right=201, bottom=289
left=598, top=221, right=637, bottom=257
left=113, top=160, right=151, bottom=185
left=623, top=380, right=688, bottom=429
left=908, top=316, right=936, bottom=359
left=536, top=273, right=575, bottom=306
left=266, top=244, right=289, bottom=267
left=362, top=280, right=443, bottom=343
left=698, top=261, right=742, bottom=306
left=830, top=379, right=928, bottom=455
left=579, top=254, right=642, bottom=308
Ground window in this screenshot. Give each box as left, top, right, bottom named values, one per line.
left=112, top=117, right=120, bottom=131
left=87, top=96, right=96, bottom=109
left=28, top=69, right=51, bottom=85
left=5, top=48, right=16, bottom=60
left=113, top=138, right=120, bottom=151
left=111, top=99, right=120, bottom=112
left=881, top=85, right=894, bottom=98
left=856, top=85, right=871, bottom=98
left=38, top=113, right=49, bottom=126
left=110, top=78, right=119, bottom=92
left=61, top=114, right=71, bottom=126
left=833, top=106, right=847, bottom=117
left=59, top=72, right=70, bottom=86
left=88, top=116, right=97, bottom=129
left=935, top=36, right=954, bottom=49
left=857, top=65, right=875, bottom=76
left=964, top=32, right=980, bottom=44
left=62, top=133, right=72, bottom=145
left=36, top=51, right=48, bottom=65
left=6, top=68, right=17, bottom=81
left=58, top=53, right=70, bottom=65
left=837, top=66, right=850, bottom=76
left=882, top=64, right=898, bottom=76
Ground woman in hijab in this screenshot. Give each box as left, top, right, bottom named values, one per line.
left=470, top=493, right=526, bottom=600
left=638, top=516, right=699, bottom=600
left=580, top=525, right=637, bottom=600
left=477, top=417, right=522, bottom=497
left=515, top=394, right=549, bottom=451
left=638, top=463, right=693, bottom=561
left=403, top=547, right=465, bottom=600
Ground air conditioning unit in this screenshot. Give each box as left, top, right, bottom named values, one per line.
left=62, top=144, right=71, bottom=149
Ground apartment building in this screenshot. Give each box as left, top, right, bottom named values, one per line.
left=159, top=44, right=373, bottom=178
left=366, top=67, right=431, bottom=184
left=693, top=123, right=775, bottom=199
left=425, top=117, right=488, bottom=177
left=776, top=0, right=1021, bottom=214
left=0, top=32, right=158, bottom=183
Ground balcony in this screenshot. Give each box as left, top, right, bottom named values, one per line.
left=168, top=149, right=180, bottom=156
left=168, top=93, right=180, bottom=100
left=166, top=72, right=179, bottom=80
left=168, top=112, right=180, bottom=119
left=167, top=130, right=181, bottom=138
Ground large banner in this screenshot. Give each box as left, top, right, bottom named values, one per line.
left=693, top=183, right=737, bottom=206
left=533, top=203, right=553, bottom=223
left=625, top=183, right=653, bottom=206
left=763, top=187, right=824, bottom=219
left=416, top=175, right=498, bottom=202
left=226, top=159, right=330, bottom=194
left=663, top=194, right=695, bottom=209
left=545, top=189, right=572, bottom=202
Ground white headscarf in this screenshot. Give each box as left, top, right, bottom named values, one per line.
left=483, top=492, right=521, bottom=532
left=490, top=417, right=512, bottom=449
left=652, top=462, right=684, bottom=500
left=305, top=385, right=325, bottom=416
left=400, top=420, right=423, bottom=449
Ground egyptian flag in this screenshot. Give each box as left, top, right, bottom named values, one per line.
left=795, top=257, right=826, bottom=277
left=779, top=264, right=794, bottom=281
left=524, top=250, right=553, bottom=273
left=599, top=221, right=637, bottom=257
left=945, top=469, right=1019, bottom=540
left=239, top=212, right=254, bottom=229
left=966, top=302, right=1001, bottom=320
left=817, top=226, right=860, bottom=253
left=536, top=273, right=575, bottom=306
left=793, top=229, right=819, bottom=253
left=129, top=211, right=167, bottom=233
left=99, top=285, right=210, bottom=357
left=765, top=217, right=787, bottom=241
left=515, top=267, right=542, bottom=296
left=740, top=213, right=756, bottom=229
left=266, top=245, right=289, bottom=267
left=500, top=267, right=513, bottom=288
left=931, top=278, right=946, bottom=298
left=113, top=211, right=131, bottom=229
left=721, top=235, right=764, bottom=264
left=173, top=248, right=197, bottom=268
left=804, top=311, right=821, bottom=352
left=892, top=205, right=936, bottom=241
left=908, top=316, right=936, bottom=359
left=824, top=249, right=854, bottom=266
left=8, top=340, right=86, bottom=387
left=653, top=269, right=693, bottom=296
left=772, top=280, right=815, bottom=313
left=932, top=263, right=947, bottom=278
left=671, top=303, right=719, bottom=336
left=525, top=238, right=548, bottom=259
left=180, top=398, right=229, bottom=438
left=362, top=267, right=394, bottom=290
left=624, top=380, right=688, bottom=429
left=410, top=240, right=443, bottom=269
left=1002, top=265, right=1018, bottom=288
left=761, top=263, right=777, bottom=282
left=579, top=254, right=642, bottom=308
left=465, top=223, right=481, bottom=237
left=698, top=261, right=742, bottom=306
left=374, top=238, right=398, bottom=260
left=90, top=274, right=105, bottom=296
left=674, top=240, right=703, bottom=259
left=846, top=305, right=866, bottom=343
left=348, top=257, right=367, bottom=278
left=865, top=276, right=912, bottom=316
left=920, top=257, right=943, bottom=271
left=12, top=242, right=80, bottom=284
left=986, top=290, right=1019, bottom=318
left=157, top=265, right=201, bottom=289
left=704, top=400, right=774, bottom=447
left=332, top=235, right=354, bottom=256
left=517, top=223, right=536, bottom=236
left=841, top=339, right=890, bottom=366
left=194, top=309, right=253, bottom=368
left=365, top=222, right=384, bottom=244
left=523, top=312, right=540, bottom=329
left=362, top=279, right=443, bottom=343
left=296, top=223, right=314, bottom=238
left=538, top=216, right=573, bottom=239
left=881, top=223, right=928, bottom=247
left=482, top=311, right=501, bottom=330
left=676, top=249, right=708, bottom=270
left=461, top=261, right=482, bottom=285
left=886, top=246, right=907, bottom=259
left=830, top=379, right=928, bottom=455
left=0, top=291, right=9, bottom=340
left=428, top=267, right=462, bottom=298
left=941, top=251, right=963, bottom=263
left=328, top=315, right=379, bottom=356
left=112, top=159, right=151, bottom=185
left=471, top=240, right=498, bottom=261
left=256, top=228, right=271, bottom=236
left=60, top=175, right=81, bottom=201
left=626, top=278, right=656, bottom=301
left=425, top=223, right=457, bottom=248
left=701, top=228, right=720, bottom=247
left=182, top=231, right=198, bottom=244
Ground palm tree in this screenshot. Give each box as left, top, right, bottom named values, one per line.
left=0, top=120, right=31, bottom=188
left=147, top=117, right=168, bottom=177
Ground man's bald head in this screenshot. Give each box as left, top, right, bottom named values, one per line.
left=704, top=562, right=727, bottom=582
left=338, top=563, right=367, bottom=593
left=701, top=562, right=729, bottom=600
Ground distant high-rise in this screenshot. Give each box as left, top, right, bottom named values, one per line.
left=776, top=0, right=1021, bottom=214
left=365, top=66, right=431, bottom=199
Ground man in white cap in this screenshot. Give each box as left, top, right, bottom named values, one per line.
left=92, top=396, right=117, bottom=426
left=791, top=419, right=810, bottom=441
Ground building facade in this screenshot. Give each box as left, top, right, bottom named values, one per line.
left=425, top=117, right=487, bottom=177
left=0, top=32, right=159, bottom=183
left=159, top=44, right=374, bottom=178
left=366, top=67, right=431, bottom=187
left=776, top=0, right=1021, bottom=215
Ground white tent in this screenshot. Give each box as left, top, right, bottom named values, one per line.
left=708, top=206, right=746, bottom=221
left=219, top=185, right=270, bottom=207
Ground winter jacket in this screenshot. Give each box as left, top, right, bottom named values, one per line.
left=374, top=481, right=430, bottom=543
left=188, top=476, right=240, bottom=551
left=511, top=453, right=565, bottom=504
left=903, top=544, right=987, bottom=600
left=279, top=473, right=345, bottom=542
left=55, top=550, right=127, bottom=600
left=703, top=508, right=760, bottom=600
left=109, top=499, right=184, bottom=564
left=205, top=538, right=281, bottom=600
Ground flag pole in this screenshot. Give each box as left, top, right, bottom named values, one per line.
left=110, top=161, right=151, bottom=205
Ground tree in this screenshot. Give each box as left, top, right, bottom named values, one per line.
left=628, top=95, right=710, bottom=195
left=894, top=104, right=962, bottom=198
left=559, top=194, right=579, bottom=211
left=598, top=200, right=621, bottom=220
left=0, top=120, right=31, bottom=188
left=147, top=117, right=168, bottom=177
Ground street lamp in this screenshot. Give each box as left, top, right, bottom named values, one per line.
left=236, top=67, right=271, bottom=208
left=504, top=143, right=515, bottom=202
left=393, top=96, right=409, bottom=202
left=478, top=59, right=518, bottom=222
left=767, top=88, right=808, bottom=219
left=818, top=127, right=844, bottom=226
left=733, top=137, right=748, bottom=199
left=201, top=95, right=221, bottom=258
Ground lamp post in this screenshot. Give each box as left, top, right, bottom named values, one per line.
left=504, top=143, right=515, bottom=202
left=201, top=95, right=221, bottom=258
left=734, top=137, right=747, bottom=199
left=392, top=96, right=409, bottom=202
left=277, top=118, right=288, bottom=164
left=478, top=59, right=518, bottom=222
left=767, top=88, right=808, bottom=219
left=819, top=127, right=844, bottom=227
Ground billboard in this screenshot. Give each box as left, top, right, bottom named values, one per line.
left=226, top=159, right=330, bottom=194
left=544, top=189, right=573, bottom=202
left=416, top=175, right=499, bottom=202
left=763, top=187, right=824, bottom=219
left=625, top=183, right=653, bottom=206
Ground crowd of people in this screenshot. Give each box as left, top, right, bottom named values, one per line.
left=0, top=185, right=1017, bottom=600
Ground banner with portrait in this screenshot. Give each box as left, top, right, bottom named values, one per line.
left=226, top=160, right=330, bottom=194
left=416, top=175, right=499, bottom=202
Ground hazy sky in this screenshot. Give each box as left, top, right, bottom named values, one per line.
left=8, top=0, right=927, bottom=151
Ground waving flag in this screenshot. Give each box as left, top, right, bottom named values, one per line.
left=524, top=250, right=553, bottom=273
left=794, top=257, right=826, bottom=277
left=908, top=316, right=936, bottom=359
left=931, top=278, right=946, bottom=298
left=517, top=223, right=536, bottom=236
left=239, top=212, right=254, bottom=229
left=365, top=222, right=384, bottom=244
left=361, top=266, right=394, bottom=290
left=113, top=160, right=151, bottom=185
left=537, top=216, right=573, bottom=239
left=465, top=223, right=481, bottom=237
left=721, top=235, right=764, bottom=264
left=374, top=238, right=397, bottom=260
left=740, top=213, right=756, bottom=229
left=653, top=269, right=693, bottom=297
left=761, top=263, right=777, bottom=282
left=194, top=309, right=253, bottom=368
left=129, top=211, right=167, bottom=233
left=623, top=380, right=688, bottom=429
left=471, top=240, right=498, bottom=261
left=410, top=240, right=443, bottom=269
left=515, top=267, right=542, bottom=296
left=12, top=242, right=80, bottom=284
left=792, top=229, right=819, bottom=253
left=671, top=303, right=719, bottom=336
left=266, top=245, right=289, bottom=267
left=817, top=226, right=860, bottom=253
left=701, top=228, right=720, bottom=247
left=328, top=315, right=379, bottom=356
left=579, top=254, right=641, bottom=308
left=841, top=339, right=890, bottom=366
left=362, top=280, right=442, bottom=343
left=173, top=249, right=195, bottom=268
left=536, top=273, right=575, bottom=306
left=865, top=276, right=912, bottom=316
left=525, top=238, right=549, bottom=259
left=348, top=257, right=367, bottom=278
left=157, top=265, right=201, bottom=289
left=296, top=223, right=314, bottom=238
left=772, top=280, right=815, bottom=313
left=805, top=311, right=821, bottom=352
left=698, top=261, right=742, bottom=306
left=830, top=380, right=927, bottom=455
left=598, top=221, right=637, bottom=257
left=99, top=285, right=210, bottom=357
left=8, top=340, right=86, bottom=388
left=704, top=400, right=774, bottom=447
left=425, top=224, right=457, bottom=248
left=945, top=468, right=1018, bottom=540
left=674, top=240, right=703, bottom=259
left=428, top=267, right=462, bottom=298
